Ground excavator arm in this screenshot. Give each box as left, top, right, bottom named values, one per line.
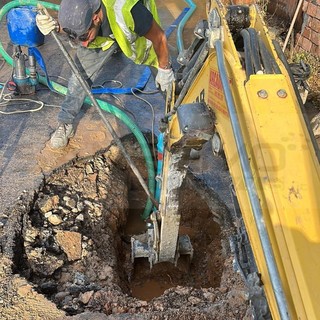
left=132, top=1, right=320, bottom=319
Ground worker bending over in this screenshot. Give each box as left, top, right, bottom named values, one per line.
left=36, top=0, right=174, bottom=149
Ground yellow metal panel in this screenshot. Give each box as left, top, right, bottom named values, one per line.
left=246, top=74, right=320, bottom=319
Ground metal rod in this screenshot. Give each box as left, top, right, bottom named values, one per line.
left=50, top=30, right=159, bottom=209
left=215, top=39, right=290, bottom=320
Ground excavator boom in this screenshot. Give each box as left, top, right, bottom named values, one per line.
left=132, top=1, right=320, bottom=319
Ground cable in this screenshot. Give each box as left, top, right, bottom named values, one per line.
left=0, top=91, right=45, bottom=115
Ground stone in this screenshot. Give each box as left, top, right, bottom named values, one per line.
left=44, top=211, right=53, bottom=218
left=188, top=296, right=202, bottom=305
left=48, top=214, right=63, bottom=225
left=55, top=230, right=82, bottom=261
left=98, top=265, right=113, bottom=280
left=85, top=163, right=94, bottom=174
left=24, top=227, right=39, bottom=243
left=55, top=291, right=70, bottom=302
left=76, top=214, right=84, bottom=221
left=79, top=290, right=94, bottom=304
left=38, top=195, right=60, bottom=213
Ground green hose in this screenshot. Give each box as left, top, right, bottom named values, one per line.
left=0, top=0, right=155, bottom=219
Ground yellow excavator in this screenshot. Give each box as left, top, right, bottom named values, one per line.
left=132, top=1, right=320, bottom=319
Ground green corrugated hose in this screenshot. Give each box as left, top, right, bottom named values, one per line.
left=0, top=0, right=155, bottom=219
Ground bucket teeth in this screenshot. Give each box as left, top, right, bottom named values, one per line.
left=131, top=232, right=193, bottom=268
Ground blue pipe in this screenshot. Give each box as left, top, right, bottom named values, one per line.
left=155, top=133, right=164, bottom=202
left=177, top=0, right=197, bottom=53
left=215, top=39, right=289, bottom=320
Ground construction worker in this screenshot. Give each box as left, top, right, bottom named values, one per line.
left=36, top=0, right=174, bottom=149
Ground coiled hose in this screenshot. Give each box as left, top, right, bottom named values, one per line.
left=0, top=0, right=155, bottom=220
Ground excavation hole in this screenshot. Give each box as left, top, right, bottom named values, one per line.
left=126, top=185, right=225, bottom=302
left=9, top=135, right=250, bottom=318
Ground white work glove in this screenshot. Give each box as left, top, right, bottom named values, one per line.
left=36, top=6, right=59, bottom=35
left=155, top=67, right=175, bottom=92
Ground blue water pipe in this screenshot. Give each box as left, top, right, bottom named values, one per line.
left=177, top=0, right=197, bottom=54
left=155, top=133, right=164, bottom=202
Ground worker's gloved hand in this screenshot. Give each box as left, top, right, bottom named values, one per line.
left=36, top=8, right=59, bottom=35
left=155, top=67, right=175, bottom=92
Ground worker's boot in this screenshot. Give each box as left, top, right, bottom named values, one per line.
left=50, top=123, right=74, bottom=149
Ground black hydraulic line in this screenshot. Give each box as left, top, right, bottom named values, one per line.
left=172, top=41, right=209, bottom=111
left=273, top=40, right=320, bottom=162
left=239, top=29, right=254, bottom=80
left=44, top=26, right=160, bottom=208
left=178, top=40, right=206, bottom=89
left=247, top=28, right=262, bottom=73
left=258, top=37, right=273, bottom=74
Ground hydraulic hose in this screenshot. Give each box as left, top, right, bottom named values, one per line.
left=215, top=39, right=290, bottom=320
left=257, top=37, right=273, bottom=74
left=0, top=0, right=156, bottom=219
left=239, top=29, right=254, bottom=80
left=247, top=28, right=262, bottom=74
left=177, top=0, right=197, bottom=54
left=174, top=40, right=209, bottom=110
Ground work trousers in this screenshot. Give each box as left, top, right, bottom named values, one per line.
left=58, top=45, right=115, bottom=125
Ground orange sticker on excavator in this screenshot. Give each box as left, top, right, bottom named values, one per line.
left=208, top=69, right=229, bottom=117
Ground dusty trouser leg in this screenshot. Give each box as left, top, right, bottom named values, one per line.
left=58, top=46, right=115, bottom=125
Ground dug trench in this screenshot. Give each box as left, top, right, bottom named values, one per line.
left=0, top=134, right=252, bottom=319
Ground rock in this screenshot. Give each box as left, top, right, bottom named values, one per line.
left=74, top=272, right=86, bottom=285
left=85, top=163, right=94, bottom=174
left=65, top=197, right=77, bottom=208
left=27, top=250, right=64, bottom=276
left=79, top=290, right=94, bottom=304
left=175, top=286, right=191, bottom=295
left=40, top=282, right=58, bottom=294
left=98, top=265, right=113, bottom=280
left=188, top=296, right=202, bottom=305
left=38, top=195, right=60, bottom=213
left=203, top=291, right=216, bottom=302
left=55, top=230, right=82, bottom=261
left=48, top=214, right=63, bottom=225
left=77, top=202, right=84, bottom=211
left=76, top=213, right=84, bottom=221
left=55, top=291, right=70, bottom=302
left=44, top=211, right=53, bottom=218
left=24, top=227, right=39, bottom=243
